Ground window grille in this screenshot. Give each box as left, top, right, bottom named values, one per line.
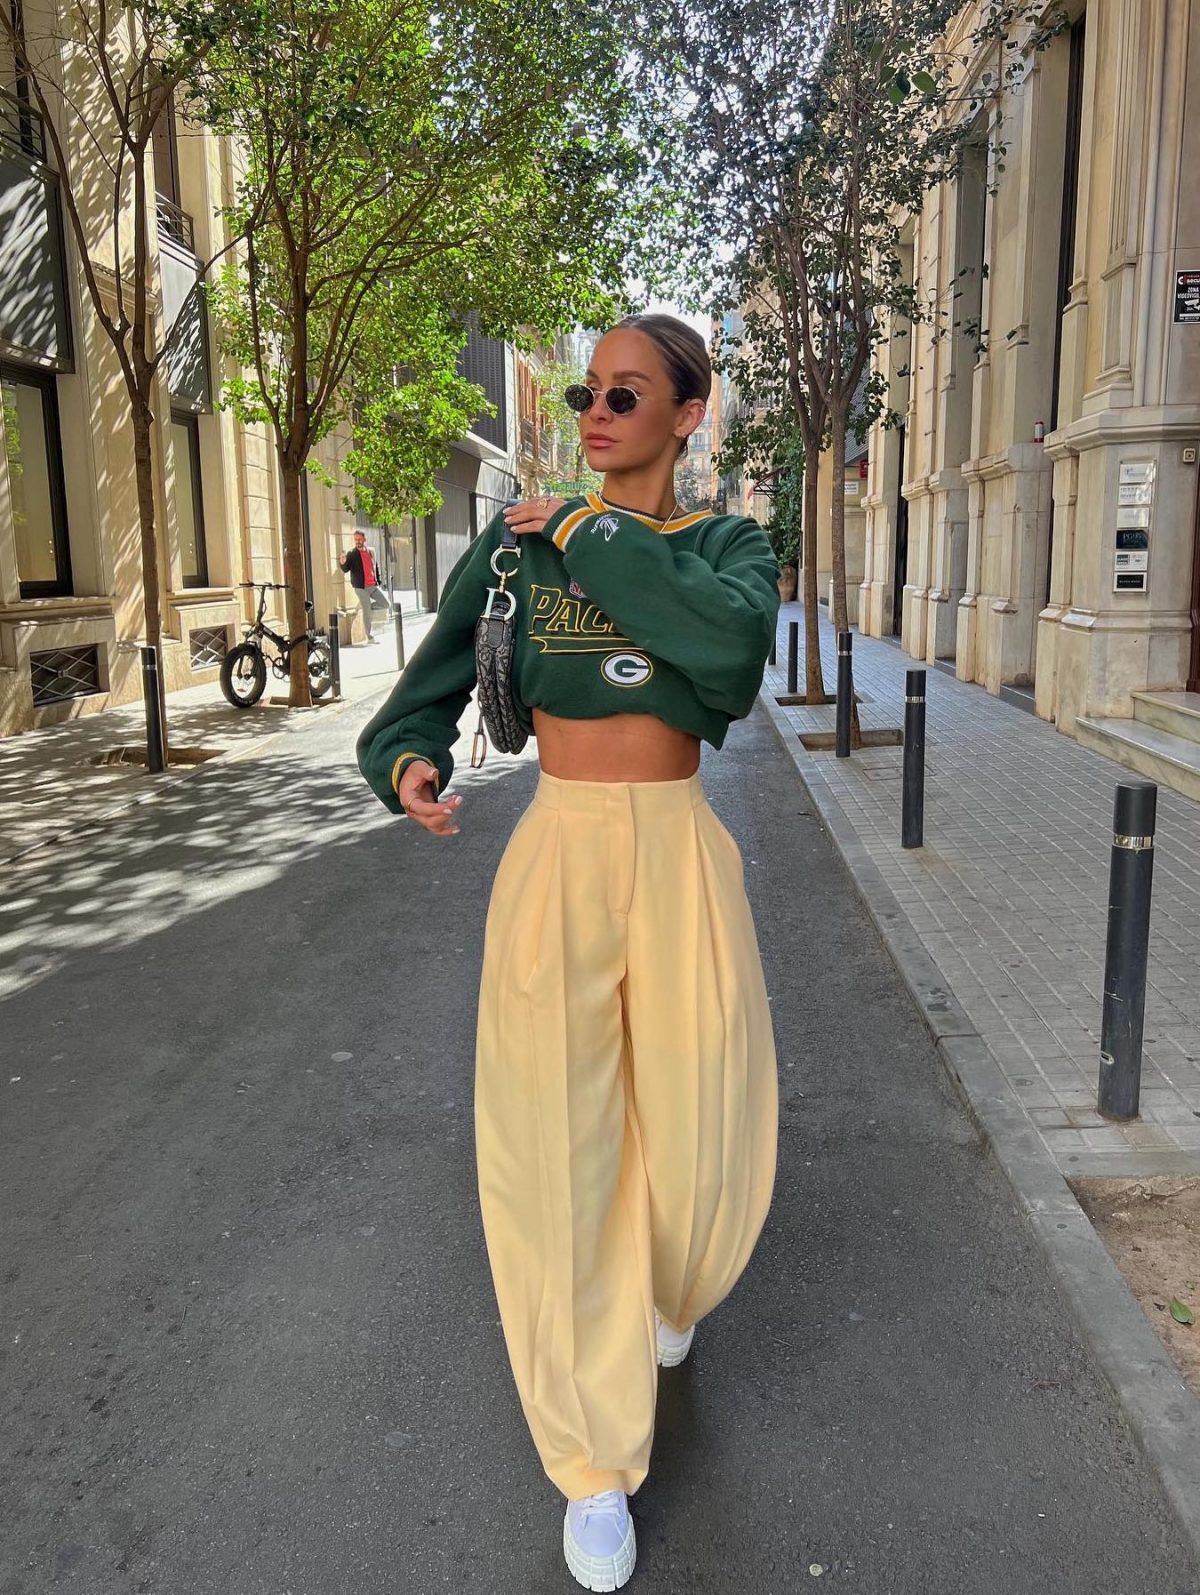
left=30, top=645, right=100, bottom=706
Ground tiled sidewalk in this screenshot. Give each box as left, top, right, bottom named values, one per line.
left=0, top=612, right=432, bottom=865
left=764, top=604, right=1200, bottom=1178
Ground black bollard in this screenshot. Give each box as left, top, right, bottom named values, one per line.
left=786, top=621, right=799, bottom=695
left=902, top=668, right=926, bottom=849
left=769, top=630, right=777, bottom=669
left=1098, top=780, right=1157, bottom=1120
left=140, top=644, right=166, bottom=773
left=327, top=612, right=342, bottom=699
left=394, top=603, right=407, bottom=670
left=835, top=631, right=853, bottom=758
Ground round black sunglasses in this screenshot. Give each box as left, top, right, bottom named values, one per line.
left=563, top=383, right=644, bottom=416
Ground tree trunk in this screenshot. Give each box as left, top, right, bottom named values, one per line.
left=278, top=457, right=314, bottom=707
left=131, top=393, right=169, bottom=761
left=802, top=460, right=825, bottom=701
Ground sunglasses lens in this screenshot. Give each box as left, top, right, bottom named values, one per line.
left=564, top=385, right=594, bottom=414
left=607, top=386, right=638, bottom=414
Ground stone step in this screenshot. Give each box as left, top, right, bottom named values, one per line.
left=1132, top=689, right=1200, bottom=744
left=1075, top=715, right=1200, bottom=803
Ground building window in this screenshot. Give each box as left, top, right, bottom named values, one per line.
left=170, top=411, right=208, bottom=587
left=188, top=625, right=228, bottom=670
left=1050, top=14, right=1087, bottom=432
left=30, top=643, right=100, bottom=705
left=152, top=89, right=181, bottom=206
left=1, top=362, right=72, bottom=596
left=456, top=320, right=508, bottom=450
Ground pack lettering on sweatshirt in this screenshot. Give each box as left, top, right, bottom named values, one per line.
left=526, top=583, right=631, bottom=655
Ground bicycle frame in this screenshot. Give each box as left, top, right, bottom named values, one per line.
left=243, top=583, right=323, bottom=667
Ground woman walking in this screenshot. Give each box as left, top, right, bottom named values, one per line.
left=357, top=314, right=780, bottom=1590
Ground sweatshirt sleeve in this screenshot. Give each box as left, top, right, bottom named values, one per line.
left=356, top=517, right=501, bottom=813
left=540, top=504, right=780, bottom=719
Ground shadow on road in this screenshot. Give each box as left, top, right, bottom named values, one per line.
left=1, top=703, right=1197, bottom=1594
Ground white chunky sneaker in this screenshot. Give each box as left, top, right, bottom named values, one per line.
left=563, top=1490, right=636, bottom=1591
left=655, top=1309, right=695, bottom=1368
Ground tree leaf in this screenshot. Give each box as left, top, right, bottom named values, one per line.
left=1169, top=1299, right=1195, bottom=1326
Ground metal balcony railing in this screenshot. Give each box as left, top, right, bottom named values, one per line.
left=155, top=192, right=195, bottom=252
left=0, top=83, right=46, bottom=161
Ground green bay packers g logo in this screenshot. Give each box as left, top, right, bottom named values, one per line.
left=602, top=651, right=653, bottom=688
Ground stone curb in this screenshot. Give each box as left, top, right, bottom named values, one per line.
left=759, top=683, right=1200, bottom=1571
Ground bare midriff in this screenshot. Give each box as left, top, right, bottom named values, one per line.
left=532, top=708, right=701, bottom=782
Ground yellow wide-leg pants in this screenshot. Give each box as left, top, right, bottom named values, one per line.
left=474, top=771, right=779, bottom=1501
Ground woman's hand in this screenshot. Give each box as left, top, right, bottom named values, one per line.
left=503, top=495, right=567, bottom=536
left=398, top=760, right=462, bottom=837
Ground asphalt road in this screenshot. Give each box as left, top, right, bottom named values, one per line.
left=2, top=697, right=1196, bottom=1594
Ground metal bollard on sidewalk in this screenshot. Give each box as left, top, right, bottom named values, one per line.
left=786, top=621, right=798, bottom=695
left=394, top=604, right=407, bottom=671
left=1097, top=779, right=1157, bottom=1121
left=327, top=612, right=342, bottom=699
left=769, top=629, right=777, bottom=669
left=139, top=644, right=166, bottom=773
left=902, top=668, right=926, bottom=849
left=835, top=631, right=853, bottom=758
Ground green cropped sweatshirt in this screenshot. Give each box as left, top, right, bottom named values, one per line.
left=356, top=492, right=781, bottom=814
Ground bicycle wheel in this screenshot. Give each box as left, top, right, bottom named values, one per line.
left=220, top=642, right=268, bottom=708
left=308, top=638, right=333, bottom=700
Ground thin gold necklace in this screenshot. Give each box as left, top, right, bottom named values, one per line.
left=599, top=492, right=684, bottom=533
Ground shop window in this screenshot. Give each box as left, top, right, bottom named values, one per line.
left=2, top=361, right=72, bottom=596
left=170, top=410, right=208, bottom=587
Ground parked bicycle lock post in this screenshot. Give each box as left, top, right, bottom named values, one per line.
left=902, top=668, right=926, bottom=849
left=1098, top=779, right=1157, bottom=1121
left=786, top=621, right=799, bottom=695
left=835, top=632, right=853, bottom=758
left=140, top=643, right=166, bottom=773
left=327, top=612, right=342, bottom=699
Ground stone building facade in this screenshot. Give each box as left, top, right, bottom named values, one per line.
left=859, top=0, right=1200, bottom=789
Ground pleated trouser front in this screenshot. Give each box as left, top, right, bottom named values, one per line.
left=474, top=770, right=779, bottom=1500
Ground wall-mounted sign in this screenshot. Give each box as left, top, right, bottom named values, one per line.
left=1118, top=482, right=1154, bottom=506
left=1113, top=460, right=1156, bottom=592
left=1175, top=271, right=1200, bottom=323
left=1116, top=505, right=1151, bottom=528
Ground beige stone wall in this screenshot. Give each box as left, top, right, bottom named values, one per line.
left=860, top=0, right=1200, bottom=731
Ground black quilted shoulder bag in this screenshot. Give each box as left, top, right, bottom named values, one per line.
left=471, top=519, right=529, bottom=768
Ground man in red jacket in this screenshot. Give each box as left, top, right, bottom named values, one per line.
left=338, top=530, right=393, bottom=643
